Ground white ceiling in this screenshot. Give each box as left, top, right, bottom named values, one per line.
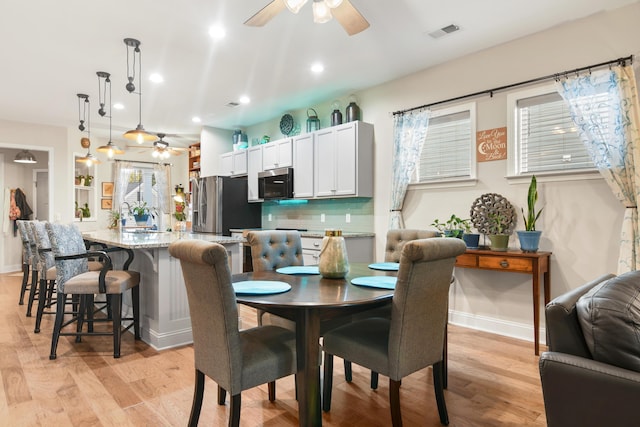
left=0, top=0, right=636, bottom=147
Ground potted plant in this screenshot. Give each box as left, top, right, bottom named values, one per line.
left=431, top=214, right=467, bottom=238
left=84, top=175, right=93, bottom=186
left=517, top=175, right=543, bottom=252
left=130, top=201, right=154, bottom=226
left=460, top=220, right=480, bottom=249
left=488, top=212, right=511, bottom=251
left=108, top=210, right=121, bottom=229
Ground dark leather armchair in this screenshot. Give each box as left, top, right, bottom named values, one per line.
left=539, top=273, right=640, bottom=427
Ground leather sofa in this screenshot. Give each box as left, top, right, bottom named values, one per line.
left=539, top=273, right=640, bottom=427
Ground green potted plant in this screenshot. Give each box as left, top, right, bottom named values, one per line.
left=488, top=212, right=511, bottom=251
left=460, top=219, right=480, bottom=249
left=130, top=201, right=154, bottom=226
left=108, top=210, right=121, bottom=229
left=517, top=175, right=543, bottom=252
left=84, top=175, right=93, bottom=186
left=431, top=214, right=467, bottom=238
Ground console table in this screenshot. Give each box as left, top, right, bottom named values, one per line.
left=455, top=248, right=552, bottom=355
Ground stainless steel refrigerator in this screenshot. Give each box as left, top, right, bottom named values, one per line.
left=190, top=175, right=262, bottom=235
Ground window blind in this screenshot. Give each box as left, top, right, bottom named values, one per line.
left=417, top=110, right=471, bottom=182
left=517, top=92, right=597, bottom=173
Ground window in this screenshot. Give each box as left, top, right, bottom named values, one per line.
left=121, top=167, right=159, bottom=208
left=414, top=103, right=476, bottom=184
left=508, top=84, right=597, bottom=176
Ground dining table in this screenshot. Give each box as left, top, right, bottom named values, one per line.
left=233, top=262, right=397, bottom=427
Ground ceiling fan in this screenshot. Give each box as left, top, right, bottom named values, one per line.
left=245, top=0, right=369, bottom=36
left=127, top=133, right=195, bottom=159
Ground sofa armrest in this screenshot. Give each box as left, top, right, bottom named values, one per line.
left=539, top=351, right=640, bottom=427
left=545, top=273, right=615, bottom=357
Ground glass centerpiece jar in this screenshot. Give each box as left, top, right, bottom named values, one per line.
left=319, top=229, right=349, bottom=279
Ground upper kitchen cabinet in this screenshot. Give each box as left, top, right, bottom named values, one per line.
left=247, top=145, right=263, bottom=202
left=314, top=121, right=373, bottom=198
left=74, top=154, right=97, bottom=221
left=292, top=133, right=314, bottom=198
left=219, top=149, right=248, bottom=177
left=262, top=137, right=293, bottom=171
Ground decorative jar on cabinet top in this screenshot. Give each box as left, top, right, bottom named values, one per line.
left=319, top=229, right=349, bottom=279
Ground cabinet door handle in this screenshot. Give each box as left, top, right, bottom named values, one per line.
left=313, top=242, right=320, bottom=247
left=500, top=260, right=509, bottom=268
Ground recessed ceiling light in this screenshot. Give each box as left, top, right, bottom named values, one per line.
left=149, top=73, right=164, bottom=83
left=239, top=96, right=250, bottom=104
left=192, top=117, right=201, bottom=123
left=311, top=62, right=324, bottom=74
left=209, top=25, right=226, bottom=40
left=113, top=103, right=124, bottom=110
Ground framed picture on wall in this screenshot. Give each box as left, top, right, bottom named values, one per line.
left=101, top=198, right=113, bottom=210
left=102, top=182, right=114, bottom=197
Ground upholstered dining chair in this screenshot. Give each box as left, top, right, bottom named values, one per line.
left=345, top=229, right=441, bottom=388
left=322, top=237, right=466, bottom=426
left=246, top=230, right=303, bottom=328
left=16, top=220, right=36, bottom=310
left=46, top=222, right=140, bottom=359
left=168, top=239, right=297, bottom=427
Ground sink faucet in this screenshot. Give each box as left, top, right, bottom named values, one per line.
left=120, top=202, right=131, bottom=229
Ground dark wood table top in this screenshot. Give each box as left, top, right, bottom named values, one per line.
left=233, top=263, right=396, bottom=308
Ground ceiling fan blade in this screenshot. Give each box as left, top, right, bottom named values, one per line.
left=244, top=1, right=286, bottom=27
left=331, top=0, right=369, bottom=36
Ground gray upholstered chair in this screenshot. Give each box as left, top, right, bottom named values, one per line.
left=322, top=237, right=466, bottom=426
left=540, top=272, right=640, bottom=427
left=46, top=222, right=140, bottom=359
left=168, top=239, right=297, bottom=427
left=246, top=230, right=303, bottom=328
left=16, top=220, right=36, bottom=311
left=346, top=228, right=441, bottom=388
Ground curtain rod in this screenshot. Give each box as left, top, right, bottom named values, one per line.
left=392, top=55, right=633, bottom=116
left=113, top=159, right=172, bottom=166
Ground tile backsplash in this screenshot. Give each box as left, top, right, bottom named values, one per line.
left=261, top=198, right=373, bottom=232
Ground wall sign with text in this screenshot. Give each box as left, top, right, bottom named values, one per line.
left=476, top=127, right=507, bottom=162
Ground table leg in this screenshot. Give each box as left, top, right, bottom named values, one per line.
left=532, top=260, right=540, bottom=356
left=295, top=309, right=322, bottom=427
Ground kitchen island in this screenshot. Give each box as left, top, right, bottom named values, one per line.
left=82, top=230, right=243, bottom=350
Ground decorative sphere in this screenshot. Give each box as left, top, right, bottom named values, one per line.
left=126, top=82, right=135, bottom=93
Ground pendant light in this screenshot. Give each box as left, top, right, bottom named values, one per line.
left=76, top=94, right=101, bottom=167
left=14, top=150, right=37, bottom=164
left=123, top=38, right=154, bottom=144
left=95, top=71, right=124, bottom=158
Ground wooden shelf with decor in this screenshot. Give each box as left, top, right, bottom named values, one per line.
left=188, top=142, right=201, bottom=193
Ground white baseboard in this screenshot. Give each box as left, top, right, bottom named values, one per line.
left=1, top=265, right=22, bottom=274
left=141, top=326, right=193, bottom=351
left=448, top=309, right=546, bottom=346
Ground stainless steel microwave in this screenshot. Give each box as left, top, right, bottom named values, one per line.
left=258, top=167, right=294, bottom=199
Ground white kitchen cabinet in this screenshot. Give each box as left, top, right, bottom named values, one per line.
left=314, top=121, right=373, bottom=198
left=247, top=145, right=263, bottom=202
left=301, top=235, right=374, bottom=265
left=292, top=133, right=314, bottom=198
left=219, top=150, right=248, bottom=176
left=262, top=137, right=293, bottom=170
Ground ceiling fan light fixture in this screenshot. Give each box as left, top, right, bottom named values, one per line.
left=324, top=0, right=343, bottom=8
left=312, top=0, right=332, bottom=23
left=284, top=0, right=308, bottom=14
left=76, top=152, right=101, bottom=166
left=14, top=150, right=37, bottom=164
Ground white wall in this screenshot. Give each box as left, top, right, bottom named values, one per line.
left=200, top=126, right=234, bottom=177
left=243, top=4, right=640, bottom=344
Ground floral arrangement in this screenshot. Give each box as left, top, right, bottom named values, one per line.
left=174, top=185, right=187, bottom=222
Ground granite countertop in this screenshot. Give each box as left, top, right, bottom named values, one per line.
left=229, top=228, right=375, bottom=239
left=82, top=229, right=243, bottom=249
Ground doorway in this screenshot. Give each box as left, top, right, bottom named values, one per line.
left=33, top=169, right=49, bottom=221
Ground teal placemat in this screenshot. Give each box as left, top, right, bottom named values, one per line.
left=351, top=276, right=397, bottom=290
left=233, top=280, right=291, bottom=295
left=276, top=266, right=320, bottom=275
left=368, top=262, right=400, bottom=271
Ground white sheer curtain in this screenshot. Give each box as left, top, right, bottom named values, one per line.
left=389, top=110, right=430, bottom=229
left=113, top=160, right=132, bottom=214
left=556, top=64, right=640, bottom=273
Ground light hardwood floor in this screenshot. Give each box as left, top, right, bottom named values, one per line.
left=0, top=271, right=547, bottom=426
